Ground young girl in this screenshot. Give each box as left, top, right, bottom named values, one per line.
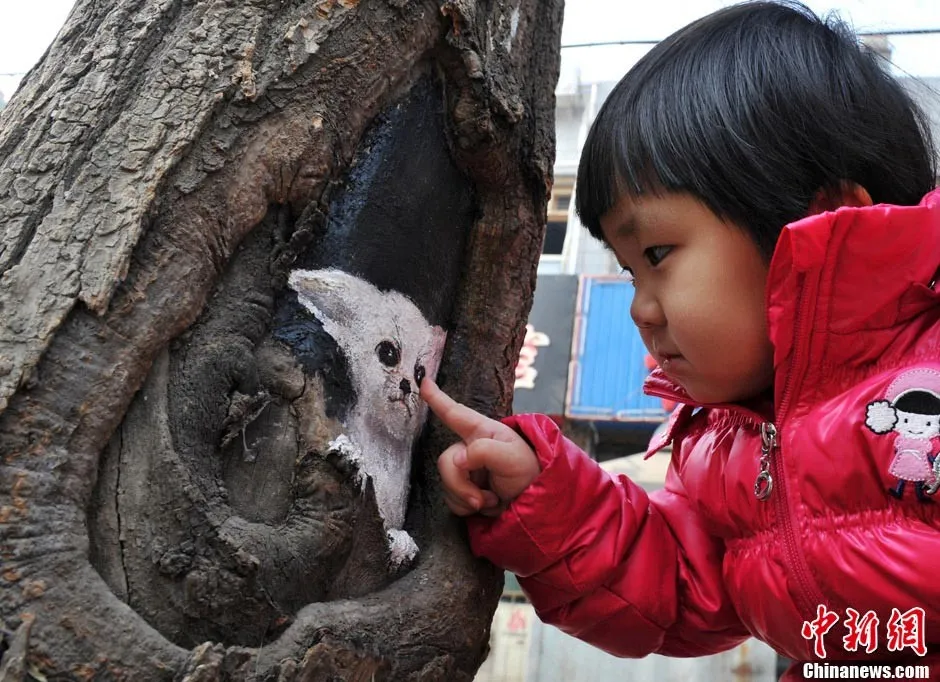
left=420, top=1, right=940, bottom=679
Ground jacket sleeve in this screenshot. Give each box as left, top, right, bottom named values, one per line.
left=466, top=413, right=748, bottom=658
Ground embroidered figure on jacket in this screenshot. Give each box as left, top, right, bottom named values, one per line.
left=864, top=368, right=940, bottom=501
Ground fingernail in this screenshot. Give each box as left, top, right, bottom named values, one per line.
left=454, top=450, right=467, bottom=468
left=469, top=496, right=481, bottom=510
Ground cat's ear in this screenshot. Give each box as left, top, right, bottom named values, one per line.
left=425, top=326, right=448, bottom=378
left=288, top=268, right=366, bottom=327
left=431, top=326, right=447, bottom=352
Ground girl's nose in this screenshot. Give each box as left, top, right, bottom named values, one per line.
left=630, top=286, right=666, bottom=329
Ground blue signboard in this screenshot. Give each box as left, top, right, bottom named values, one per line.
left=566, top=276, right=670, bottom=423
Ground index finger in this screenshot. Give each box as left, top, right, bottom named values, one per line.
left=420, top=377, right=492, bottom=441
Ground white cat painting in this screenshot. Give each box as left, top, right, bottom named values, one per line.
left=288, top=268, right=447, bottom=563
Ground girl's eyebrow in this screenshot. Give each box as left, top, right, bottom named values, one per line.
left=615, top=217, right=638, bottom=239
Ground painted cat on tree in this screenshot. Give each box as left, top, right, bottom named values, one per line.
left=288, top=267, right=447, bottom=564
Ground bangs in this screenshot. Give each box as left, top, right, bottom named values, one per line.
left=574, top=37, right=746, bottom=244
left=575, top=84, right=705, bottom=242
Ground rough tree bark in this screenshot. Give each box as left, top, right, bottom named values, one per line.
left=0, top=1, right=562, bottom=680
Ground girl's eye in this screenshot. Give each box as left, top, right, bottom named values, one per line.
left=644, top=245, right=673, bottom=267
left=618, top=266, right=635, bottom=285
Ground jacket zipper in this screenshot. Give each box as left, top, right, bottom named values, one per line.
left=754, top=422, right=775, bottom=500
left=644, top=277, right=831, bottom=619
left=758, top=272, right=831, bottom=623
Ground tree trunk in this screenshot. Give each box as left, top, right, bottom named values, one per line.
left=0, top=1, right=562, bottom=680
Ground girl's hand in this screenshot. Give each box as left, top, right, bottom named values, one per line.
left=420, top=378, right=541, bottom=517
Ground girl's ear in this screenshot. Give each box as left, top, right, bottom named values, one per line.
left=807, top=181, right=873, bottom=215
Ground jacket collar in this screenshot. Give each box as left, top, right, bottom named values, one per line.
left=644, top=188, right=940, bottom=416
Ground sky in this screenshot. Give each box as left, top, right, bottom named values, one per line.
left=0, top=2, right=75, bottom=99
left=561, top=0, right=940, bottom=83
left=1, top=0, right=939, bottom=101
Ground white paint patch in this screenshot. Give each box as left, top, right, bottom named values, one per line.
left=302, top=26, right=320, bottom=55
left=284, top=19, right=321, bottom=55
left=504, top=7, right=520, bottom=53
left=290, top=269, right=446, bottom=533
left=328, top=434, right=366, bottom=487
left=387, top=529, right=419, bottom=567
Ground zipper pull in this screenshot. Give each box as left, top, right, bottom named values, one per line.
left=754, top=422, right=777, bottom=501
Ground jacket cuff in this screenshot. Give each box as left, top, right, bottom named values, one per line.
left=466, top=413, right=602, bottom=577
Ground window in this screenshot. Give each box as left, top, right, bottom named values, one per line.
left=543, top=176, right=575, bottom=255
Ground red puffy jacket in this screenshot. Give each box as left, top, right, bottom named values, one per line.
left=468, top=191, right=940, bottom=678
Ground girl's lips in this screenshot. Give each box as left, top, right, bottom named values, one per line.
left=659, top=354, right=685, bottom=373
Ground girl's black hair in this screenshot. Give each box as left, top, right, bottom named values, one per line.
left=575, top=0, right=936, bottom=258
left=895, top=391, right=940, bottom=416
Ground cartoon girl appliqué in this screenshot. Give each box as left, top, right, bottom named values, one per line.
left=865, top=368, right=940, bottom=501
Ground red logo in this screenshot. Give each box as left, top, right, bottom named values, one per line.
left=802, top=605, right=928, bottom=658
left=886, top=607, right=927, bottom=656
left=801, top=605, right=840, bottom=658
left=843, top=608, right=879, bottom=654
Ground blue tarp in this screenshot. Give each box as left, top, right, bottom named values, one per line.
left=566, top=276, right=670, bottom=423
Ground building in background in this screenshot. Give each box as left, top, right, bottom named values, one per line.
left=517, top=59, right=667, bottom=462
left=863, top=35, right=940, bottom=184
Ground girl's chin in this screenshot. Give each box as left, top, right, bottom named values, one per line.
left=684, top=382, right=774, bottom=407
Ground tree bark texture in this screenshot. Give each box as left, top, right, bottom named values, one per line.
left=0, top=1, right=562, bottom=680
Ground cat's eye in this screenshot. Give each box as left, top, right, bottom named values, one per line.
left=414, top=364, right=426, bottom=387
left=376, top=340, right=401, bottom=367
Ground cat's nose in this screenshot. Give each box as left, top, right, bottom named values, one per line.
left=400, top=378, right=412, bottom=395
